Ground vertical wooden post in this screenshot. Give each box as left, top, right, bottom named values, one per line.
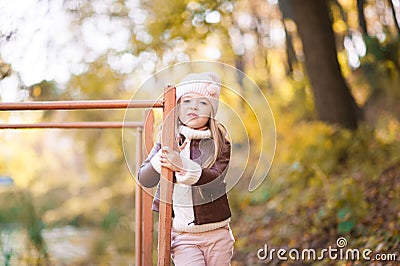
left=144, top=109, right=156, bottom=156
left=142, top=109, right=154, bottom=266
left=135, top=127, right=143, bottom=266
left=158, top=86, right=176, bottom=266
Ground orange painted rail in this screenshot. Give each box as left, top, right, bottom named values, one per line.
left=0, top=100, right=163, bottom=110
left=136, top=127, right=144, bottom=266
left=158, top=86, right=176, bottom=266
left=0, top=96, right=176, bottom=266
left=0, top=122, right=143, bottom=129
left=143, top=109, right=155, bottom=266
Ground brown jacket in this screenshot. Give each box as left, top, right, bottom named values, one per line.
left=137, top=137, right=232, bottom=225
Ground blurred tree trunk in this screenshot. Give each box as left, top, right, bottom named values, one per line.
left=279, top=0, right=361, bottom=129
left=357, top=0, right=368, bottom=35
left=388, top=0, right=400, bottom=35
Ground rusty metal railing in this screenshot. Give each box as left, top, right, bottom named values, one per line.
left=0, top=100, right=162, bottom=110
left=0, top=91, right=176, bottom=266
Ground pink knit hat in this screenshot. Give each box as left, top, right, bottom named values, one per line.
left=176, top=72, right=221, bottom=114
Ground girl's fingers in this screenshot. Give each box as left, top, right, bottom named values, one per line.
left=174, top=135, right=182, bottom=150
left=178, top=140, right=187, bottom=151
left=162, top=146, right=171, bottom=153
left=160, top=160, right=180, bottom=171
left=160, top=161, right=170, bottom=167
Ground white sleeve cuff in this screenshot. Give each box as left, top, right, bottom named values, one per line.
left=150, top=149, right=162, bottom=174
left=176, top=156, right=202, bottom=185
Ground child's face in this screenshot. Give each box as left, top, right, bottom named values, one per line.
left=178, top=93, right=213, bottom=129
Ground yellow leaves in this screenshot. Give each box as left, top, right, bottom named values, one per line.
left=375, top=112, right=400, bottom=143
left=0, top=59, right=12, bottom=79
left=1, top=130, right=43, bottom=187
left=7, top=145, right=40, bottom=187
left=283, top=19, right=297, bottom=33
left=32, top=86, right=42, bottom=97
left=347, top=10, right=359, bottom=29
left=233, top=238, right=248, bottom=250
left=338, top=51, right=351, bottom=77
left=43, top=180, right=131, bottom=225
left=277, top=121, right=334, bottom=160
left=239, top=195, right=251, bottom=210
left=268, top=51, right=287, bottom=80
left=333, top=20, right=348, bottom=34
left=337, top=0, right=354, bottom=9
left=276, top=80, right=295, bottom=104
left=350, top=82, right=371, bottom=106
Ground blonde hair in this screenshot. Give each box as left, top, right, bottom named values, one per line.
left=206, top=117, right=228, bottom=168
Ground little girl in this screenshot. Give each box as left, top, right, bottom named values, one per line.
left=138, top=72, right=234, bottom=265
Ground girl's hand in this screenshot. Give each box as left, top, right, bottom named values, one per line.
left=160, top=146, right=185, bottom=173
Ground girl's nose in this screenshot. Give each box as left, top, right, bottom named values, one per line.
left=189, top=102, right=198, bottom=110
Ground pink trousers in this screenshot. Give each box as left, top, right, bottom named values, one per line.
left=170, top=226, right=235, bottom=266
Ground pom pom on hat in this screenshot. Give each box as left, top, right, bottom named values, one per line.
left=176, top=72, right=221, bottom=114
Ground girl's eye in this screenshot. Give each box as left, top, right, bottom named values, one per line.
left=200, top=101, right=208, bottom=105
left=183, top=99, right=191, bottom=103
